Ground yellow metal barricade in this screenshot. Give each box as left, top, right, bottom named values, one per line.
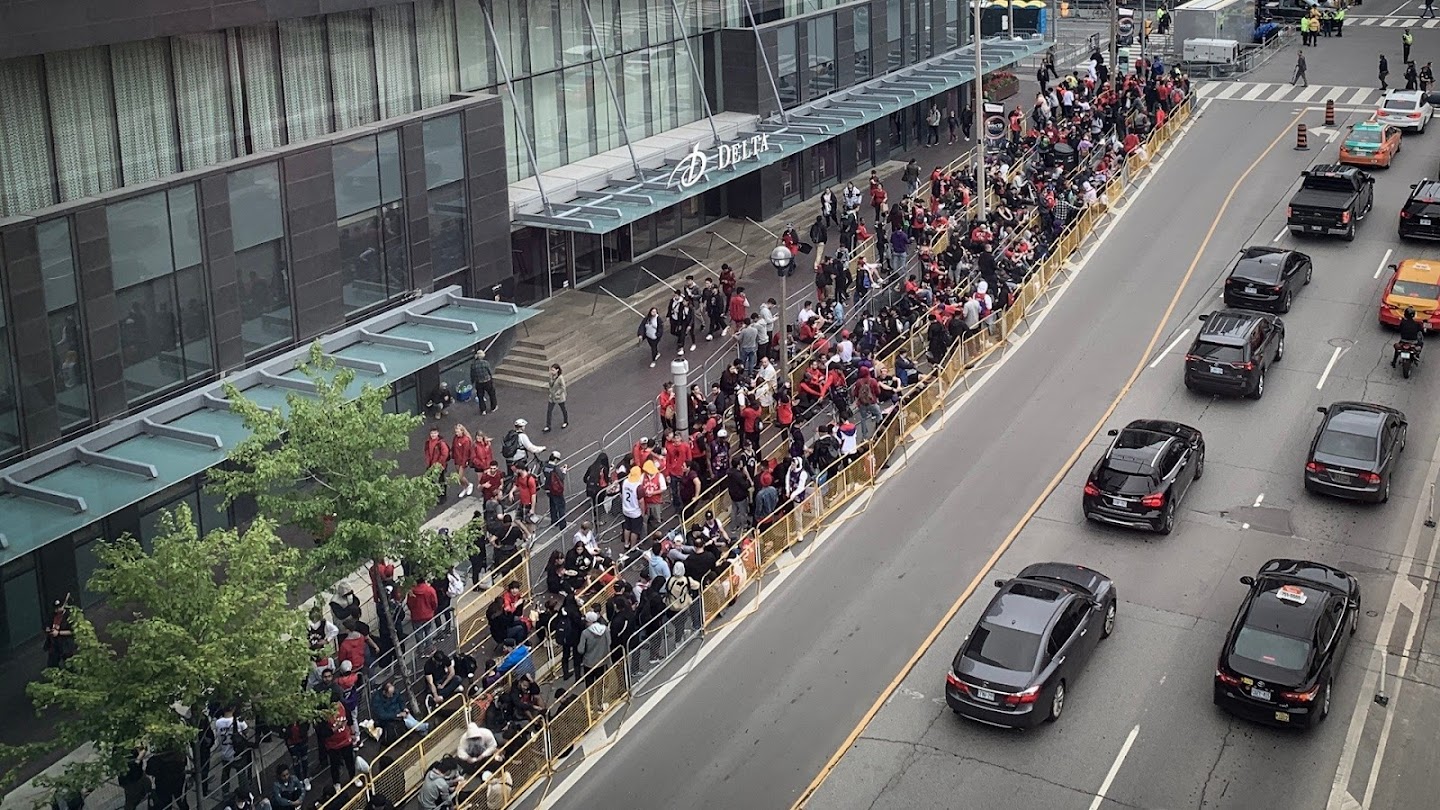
left=458, top=550, right=530, bottom=647
left=364, top=693, right=469, bottom=808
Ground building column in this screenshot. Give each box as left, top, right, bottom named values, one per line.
left=198, top=174, right=244, bottom=373
left=1, top=224, right=60, bottom=449
left=73, top=205, right=127, bottom=422
left=402, top=120, right=435, bottom=293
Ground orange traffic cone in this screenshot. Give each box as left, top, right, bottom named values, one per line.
left=1325, top=98, right=1336, bottom=126
left=1296, top=123, right=1310, bottom=150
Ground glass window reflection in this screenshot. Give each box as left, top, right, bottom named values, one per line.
left=0, top=295, right=18, bottom=459
left=229, top=164, right=292, bottom=356
left=37, top=220, right=90, bottom=431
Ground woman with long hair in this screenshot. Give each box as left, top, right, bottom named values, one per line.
left=452, top=424, right=475, bottom=498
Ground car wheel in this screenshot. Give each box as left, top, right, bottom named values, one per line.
left=1047, top=680, right=1066, bottom=722
left=1349, top=608, right=1358, bottom=636
left=1156, top=503, right=1175, bottom=535
left=1280, top=290, right=1293, bottom=313
left=1318, top=681, right=1332, bottom=723
left=1343, top=222, right=1357, bottom=242
left=1102, top=600, right=1117, bottom=638
left=1275, top=334, right=1285, bottom=362
left=1381, top=478, right=1391, bottom=503
left=1305, top=264, right=1313, bottom=285
left=1248, top=368, right=1266, bottom=399
left=1194, top=448, right=1206, bottom=480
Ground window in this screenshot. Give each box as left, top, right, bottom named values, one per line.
left=807, top=16, right=836, bottom=99
left=776, top=26, right=799, bottom=108
left=37, top=220, right=90, bottom=431
left=333, top=133, right=409, bottom=313
left=109, top=186, right=213, bottom=404
left=1, top=556, right=42, bottom=649
left=0, top=291, right=17, bottom=458
left=945, top=0, right=960, bottom=50
left=424, top=115, right=468, bottom=278
left=228, top=164, right=292, bottom=356
left=915, top=0, right=934, bottom=61
left=887, top=2, right=903, bottom=72
left=964, top=621, right=1042, bottom=670
left=811, top=139, right=838, bottom=190
left=854, top=6, right=872, bottom=80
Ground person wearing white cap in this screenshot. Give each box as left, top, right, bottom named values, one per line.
left=575, top=610, right=611, bottom=685
left=503, top=419, right=545, bottom=468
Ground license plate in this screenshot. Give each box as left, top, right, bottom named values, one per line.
left=1245, top=285, right=1258, bottom=294
left=1274, top=711, right=1291, bottom=723
left=1309, top=225, right=1323, bottom=232
left=1210, top=366, right=1225, bottom=375
left=1252, top=687, right=1272, bottom=701
left=975, top=689, right=996, bottom=702
left=1401, top=352, right=1413, bottom=361
left=1333, top=472, right=1353, bottom=483
left=1423, top=218, right=1433, bottom=226
left=1110, top=497, right=1127, bottom=508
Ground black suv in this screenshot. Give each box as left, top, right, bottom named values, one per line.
left=1183, top=310, right=1285, bottom=399
left=1398, top=179, right=1440, bottom=240
left=1222, top=246, right=1313, bottom=313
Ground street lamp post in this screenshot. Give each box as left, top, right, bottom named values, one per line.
left=770, top=245, right=794, bottom=381
left=974, top=0, right=988, bottom=221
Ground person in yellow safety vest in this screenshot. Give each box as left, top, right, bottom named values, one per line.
left=1403, top=29, right=1414, bottom=63
left=1335, top=4, right=1346, bottom=36
left=1298, top=14, right=1310, bottom=47
left=1321, top=8, right=1335, bottom=37
left=1156, top=4, right=1169, bottom=34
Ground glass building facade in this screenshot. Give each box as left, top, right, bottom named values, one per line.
left=0, top=0, right=1012, bottom=656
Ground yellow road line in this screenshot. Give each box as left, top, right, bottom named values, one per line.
left=789, top=109, right=1306, bottom=809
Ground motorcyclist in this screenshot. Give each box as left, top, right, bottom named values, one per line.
left=1393, top=307, right=1425, bottom=367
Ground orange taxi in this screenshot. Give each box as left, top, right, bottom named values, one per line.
left=1339, top=121, right=1401, bottom=168
left=1379, top=258, right=1440, bottom=328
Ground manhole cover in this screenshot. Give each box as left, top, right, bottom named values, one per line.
left=1328, top=337, right=1357, bottom=350
left=1231, top=505, right=1293, bottom=536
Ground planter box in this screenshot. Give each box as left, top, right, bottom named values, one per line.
left=984, top=75, right=1020, bottom=102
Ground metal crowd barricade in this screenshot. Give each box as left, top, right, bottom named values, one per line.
left=457, top=550, right=531, bottom=648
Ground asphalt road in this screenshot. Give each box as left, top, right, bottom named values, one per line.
left=541, top=16, right=1440, bottom=810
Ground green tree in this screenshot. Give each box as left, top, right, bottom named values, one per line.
left=207, top=345, right=477, bottom=700
left=0, top=506, right=326, bottom=799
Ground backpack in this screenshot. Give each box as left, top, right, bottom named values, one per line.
left=547, top=468, right=565, bottom=497
left=502, top=430, right=521, bottom=459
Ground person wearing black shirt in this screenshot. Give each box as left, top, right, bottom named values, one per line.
left=424, top=649, right=460, bottom=709
left=1394, top=307, right=1425, bottom=366
left=490, top=515, right=524, bottom=578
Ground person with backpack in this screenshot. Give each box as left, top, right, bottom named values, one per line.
left=469, top=350, right=497, bottom=414
left=543, top=452, right=569, bottom=529
left=851, top=367, right=882, bottom=440
left=501, top=418, right=544, bottom=472
left=665, top=561, right=701, bottom=641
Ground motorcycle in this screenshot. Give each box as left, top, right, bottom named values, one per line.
left=1396, top=340, right=1422, bottom=378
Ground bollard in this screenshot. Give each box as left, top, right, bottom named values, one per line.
left=1325, top=98, right=1336, bottom=126
left=1295, top=122, right=1310, bottom=150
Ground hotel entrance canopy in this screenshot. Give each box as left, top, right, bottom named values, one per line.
left=512, top=35, right=1050, bottom=234
left=0, top=289, right=538, bottom=567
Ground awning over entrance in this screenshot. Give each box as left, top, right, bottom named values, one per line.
left=513, top=34, right=1050, bottom=234
left=0, top=289, right=539, bottom=567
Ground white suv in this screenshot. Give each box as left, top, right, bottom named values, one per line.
left=1376, top=90, right=1432, bottom=133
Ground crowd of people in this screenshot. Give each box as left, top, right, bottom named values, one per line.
left=105, top=53, right=1193, bottom=810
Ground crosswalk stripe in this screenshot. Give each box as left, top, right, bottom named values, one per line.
left=1267, top=84, right=1296, bottom=101
left=1382, top=17, right=1405, bottom=26
left=1214, top=83, right=1248, bottom=100
left=1197, top=82, right=1222, bottom=99
left=1426, top=19, right=1440, bottom=27
left=1242, top=83, right=1274, bottom=100
left=1347, top=87, right=1374, bottom=105
left=1294, top=85, right=1324, bottom=103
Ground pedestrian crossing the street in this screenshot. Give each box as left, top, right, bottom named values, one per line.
left=1196, top=81, right=1387, bottom=107
left=1348, top=15, right=1440, bottom=27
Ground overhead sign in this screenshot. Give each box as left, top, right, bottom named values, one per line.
left=668, top=133, right=774, bottom=190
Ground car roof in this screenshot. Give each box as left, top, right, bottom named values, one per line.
left=1383, top=90, right=1424, bottom=104
left=1244, top=580, right=1328, bottom=640
left=1326, top=408, right=1384, bottom=437
left=1257, top=558, right=1353, bottom=595
left=1351, top=121, right=1385, bottom=133
left=1236, top=245, right=1288, bottom=264
left=1397, top=259, right=1440, bottom=283
left=1122, top=418, right=1200, bottom=440
left=1196, top=310, right=1262, bottom=345
left=1409, top=180, right=1440, bottom=202
left=984, top=580, right=1072, bottom=632
left=1110, top=428, right=1173, bottom=467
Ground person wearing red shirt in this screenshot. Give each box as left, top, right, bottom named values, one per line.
left=511, top=468, right=539, bottom=523
left=728, top=287, right=750, bottom=332
left=657, top=382, right=678, bottom=432
left=776, top=385, right=795, bottom=428
left=407, top=579, right=439, bottom=627
left=451, top=424, right=475, bottom=498
left=370, top=560, right=396, bottom=603
left=470, top=431, right=495, bottom=475
left=1123, top=131, right=1140, bottom=155
left=318, top=702, right=356, bottom=787
left=740, top=401, right=763, bottom=451
left=478, top=462, right=504, bottom=504
left=424, top=427, right=450, bottom=503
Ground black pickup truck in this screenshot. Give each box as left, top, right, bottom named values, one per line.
left=1287, top=164, right=1375, bottom=241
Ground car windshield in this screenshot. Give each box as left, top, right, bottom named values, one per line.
left=1233, top=624, right=1311, bottom=672
left=1383, top=98, right=1418, bottom=111
left=1347, top=128, right=1383, bottom=145
left=964, top=622, right=1043, bottom=671
left=1317, top=428, right=1379, bottom=462
left=1190, top=341, right=1244, bottom=363
left=1391, top=278, right=1440, bottom=299
left=1232, top=257, right=1283, bottom=284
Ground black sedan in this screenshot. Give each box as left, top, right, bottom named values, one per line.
left=1083, top=419, right=1205, bottom=535
left=1304, top=402, right=1407, bottom=503
left=1214, top=559, right=1360, bottom=728
left=1222, top=246, right=1313, bottom=313
left=946, top=563, right=1117, bottom=728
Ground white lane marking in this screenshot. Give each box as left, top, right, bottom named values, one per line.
left=1197, top=83, right=1223, bottom=99
left=1317, top=346, right=1344, bottom=390
left=1347, top=87, right=1374, bottom=105
left=1241, top=83, right=1273, bottom=101
left=1267, top=84, right=1295, bottom=102
left=1327, top=430, right=1440, bottom=810
left=1253, top=493, right=1265, bottom=507
left=1383, top=16, right=1406, bottom=25
left=1427, top=18, right=1440, bottom=28
left=1294, top=85, right=1324, bottom=103
left=1148, top=328, right=1191, bottom=368
left=1087, top=725, right=1141, bottom=810
left=1215, top=83, right=1249, bottom=100
left=1390, top=1, right=1411, bottom=15
left=535, top=95, right=1212, bottom=810
left=1327, top=129, right=1341, bottom=143
left=1375, top=248, right=1394, bottom=279
left=1241, top=522, right=1251, bottom=530
left=1272, top=226, right=1288, bottom=243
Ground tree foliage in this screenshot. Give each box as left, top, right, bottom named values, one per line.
left=208, top=343, right=474, bottom=583
left=0, top=507, right=326, bottom=798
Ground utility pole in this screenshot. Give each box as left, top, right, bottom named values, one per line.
left=974, top=1, right=988, bottom=220
left=1110, top=0, right=1120, bottom=90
